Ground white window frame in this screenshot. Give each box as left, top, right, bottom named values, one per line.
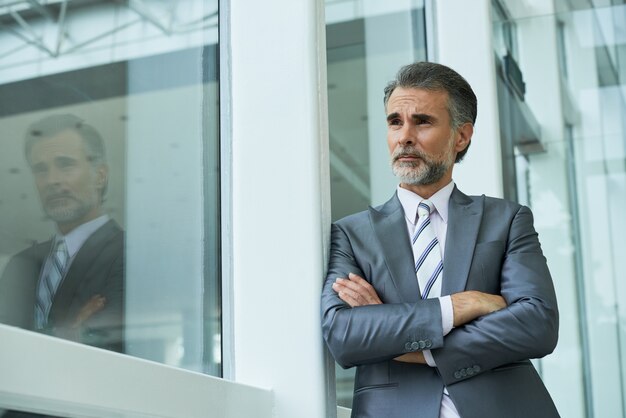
left=0, top=0, right=334, bottom=417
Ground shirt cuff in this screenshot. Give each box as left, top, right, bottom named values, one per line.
left=440, top=295, right=454, bottom=336
left=423, top=296, right=454, bottom=368
left=423, top=349, right=436, bottom=366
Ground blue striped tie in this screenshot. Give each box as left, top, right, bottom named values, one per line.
left=35, top=239, right=69, bottom=329
left=412, top=200, right=443, bottom=299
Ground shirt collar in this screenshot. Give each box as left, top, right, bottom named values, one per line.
left=57, top=215, right=110, bottom=258
left=397, top=180, right=455, bottom=225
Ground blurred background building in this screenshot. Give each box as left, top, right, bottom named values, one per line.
left=0, top=0, right=624, bottom=417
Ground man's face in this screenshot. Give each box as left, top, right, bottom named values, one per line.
left=28, top=129, right=106, bottom=231
left=386, top=87, right=469, bottom=188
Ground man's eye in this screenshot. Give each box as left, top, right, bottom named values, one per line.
left=32, top=165, right=47, bottom=174
left=388, top=119, right=401, bottom=126
left=57, top=158, right=78, bottom=169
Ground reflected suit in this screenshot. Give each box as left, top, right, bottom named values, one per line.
left=0, top=219, right=124, bottom=353
left=321, top=187, right=560, bottom=418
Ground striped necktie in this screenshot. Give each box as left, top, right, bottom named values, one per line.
left=35, top=239, right=69, bottom=329
left=412, top=200, right=443, bottom=299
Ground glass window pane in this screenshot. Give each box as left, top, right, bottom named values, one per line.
left=325, top=0, right=427, bottom=408
left=494, top=3, right=626, bottom=417
left=0, top=1, right=220, bottom=376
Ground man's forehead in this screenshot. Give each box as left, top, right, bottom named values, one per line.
left=30, top=129, right=87, bottom=159
left=386, top=87, right=449, bottom=116
left=388, top=87, right=448, bottom=105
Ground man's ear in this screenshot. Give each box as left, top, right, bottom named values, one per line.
left=454, top=123, right=473, bottom=153
left=95, top=164, right=109, bottom=195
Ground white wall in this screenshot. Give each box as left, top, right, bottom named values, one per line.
left=0, top=324, right=273, bottom=417
left=227, top=0, right=332, bottom=418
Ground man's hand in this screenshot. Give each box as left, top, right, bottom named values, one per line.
left=394, top=352, right=426, bottom=364
left=332, top=273, right=382, bottom=307
left=72, top=295, right=106, bottom=328
left=332, top=274, right=423, bottom=363
left=331, top=274, right=506, bottom=365
left=451, top=290, right=506, bottom=327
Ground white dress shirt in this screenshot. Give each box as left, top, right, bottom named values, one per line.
left=396, top=181, right=461, bottom=418
left=61, top=214, right=110, bottom=260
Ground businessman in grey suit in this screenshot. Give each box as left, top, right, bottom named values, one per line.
left=0, top=114, right=124, bottom=353
left=321, top=62, right=559, bottom=418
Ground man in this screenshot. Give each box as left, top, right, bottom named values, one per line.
left=321, top=62, right=559, bottom=418
left=0, top=114, right=124, bottom=353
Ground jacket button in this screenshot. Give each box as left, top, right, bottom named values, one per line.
left=473, top=365, right=481, bottom=373
left=419, top=340, right=426, bottom=349
left=425, top=340, right=432, bottom=348
left=460, top=369, right=467, bottom=377
left=404, top=342, right=412, bottom=351
left=466, top=367, right=475, bottom=376
left=410, top=341, right=420, bottom=350
left=454, top=371, right=462, bottom=379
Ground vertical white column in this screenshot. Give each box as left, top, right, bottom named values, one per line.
left=226, top=0, right=330, bottom=418
left=433, top=0, right=504, bottom=198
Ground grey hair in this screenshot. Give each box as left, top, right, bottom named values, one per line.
left=383, top=62, right=477, bottom=162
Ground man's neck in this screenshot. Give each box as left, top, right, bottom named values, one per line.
left=399, top=175, right=453, bottom=199
left=57, top=209, right=103, bottom=235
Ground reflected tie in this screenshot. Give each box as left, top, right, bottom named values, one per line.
left=35, top=239, right=69, bottom=329
left=412, top=200, right=443, bottom=299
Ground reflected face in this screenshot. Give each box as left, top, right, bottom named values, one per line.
left=28, top=129, right=106, bottom=231
left=386, top=87, right=459, bottom=187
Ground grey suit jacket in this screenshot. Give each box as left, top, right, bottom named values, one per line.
left=0, top=220, right=125, bottom=353
left=321, top=187, right=559, bottom=418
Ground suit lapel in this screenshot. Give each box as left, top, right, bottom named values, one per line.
left=369, top=194, right=421, bottom=303
left=441, top=187, right=484, bottom=295
left=50, top=220, right=121, bottom=324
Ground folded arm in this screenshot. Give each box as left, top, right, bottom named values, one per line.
left=333, top=273, right=506, bottom=364
left=322, top=206, right=558, bottom=381
left=432, top=208, right=558, bottom=385
left=321, top=224, right=445, bottom=368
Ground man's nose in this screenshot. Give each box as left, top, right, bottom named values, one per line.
left=397, top=124, right=416, bottom=146
left=43, top=166, right=63, bottom=186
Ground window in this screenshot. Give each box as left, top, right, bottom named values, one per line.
left=0, top=0, right=220, bottom=376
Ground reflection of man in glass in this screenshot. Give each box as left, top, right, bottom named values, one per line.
left=0, top=114, right=124, bottom=353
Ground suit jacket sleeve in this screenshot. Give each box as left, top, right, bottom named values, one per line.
left=321, top=221, right=444, bottom=368
left=432, top=205, right=559, bottom=385
left=77, top=245, right=124, bottom=352
left=0, top=245, right=44, bottom=329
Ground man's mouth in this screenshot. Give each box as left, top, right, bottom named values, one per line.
left=45, top=194, right=73, bottom=204
left=394, top=153, right=422, bottom=162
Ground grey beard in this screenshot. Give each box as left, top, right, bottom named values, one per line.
left=392, top=159, right=449, bottom=185
left=44, top=202, right=93, bottom=224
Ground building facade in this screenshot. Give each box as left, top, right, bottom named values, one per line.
left=0, top=0, right=624, bottom=417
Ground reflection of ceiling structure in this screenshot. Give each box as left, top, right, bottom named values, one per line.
left=0, top=0, right=217, bottom=59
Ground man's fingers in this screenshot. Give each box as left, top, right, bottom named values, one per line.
left=332, top=276, right=382, bottom=306
left=333, top=283, right=363, bottom=307
left=72, top=295, right=106, bottom=328
left=486, top=294, right=507, bottom=313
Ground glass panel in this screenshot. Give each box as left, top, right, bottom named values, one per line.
left=325, top=0, right=428, bottom=408
left=495, top=3, right=626, bottom=417
left=0, top=410, right=65, bottom=418
left=0, top=1, right=221, bottom=376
